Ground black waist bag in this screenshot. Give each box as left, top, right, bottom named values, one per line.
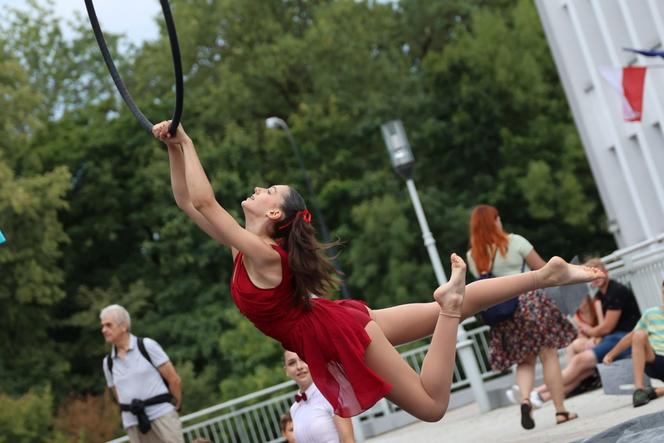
left=120, top=393, right=173, bottom=433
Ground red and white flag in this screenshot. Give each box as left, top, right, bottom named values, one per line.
left=599, top=66, right=647, bottom=122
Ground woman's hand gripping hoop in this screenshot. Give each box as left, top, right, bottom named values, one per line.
left=85, top=0, right=184, bottom=135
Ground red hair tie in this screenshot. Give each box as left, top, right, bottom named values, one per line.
left=297, top=209, right=312, bottom=224
left=276, top=209, right=312, bottom=232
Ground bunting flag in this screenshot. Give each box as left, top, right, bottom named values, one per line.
left=623, top=47, right=664, bottom=59
left=0, top=230, right=5, bottom=245
left=599, top=66, right=647, bottom=122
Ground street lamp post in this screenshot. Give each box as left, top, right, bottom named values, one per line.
left=266, top=117, right=351, bottom=299
left=380, top=119, right=491, bottom=413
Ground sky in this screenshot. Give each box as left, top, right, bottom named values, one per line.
left=0, top=0, right=160, bottom=45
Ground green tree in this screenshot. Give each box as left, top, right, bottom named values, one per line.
left=0, top=387, right=66, bottom=443
left=417, top=0, right=613, bottom=257
left=0, top=157, right=70, bottom=393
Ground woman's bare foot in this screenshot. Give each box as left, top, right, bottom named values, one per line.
left=434, top=254, right=466, bottom=315
left=537, top=257, right=606, bottom=288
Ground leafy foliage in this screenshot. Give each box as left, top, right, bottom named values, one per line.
left=54, top=391, right=120, bottom=443
left=0, top=387, right=66, bottom=443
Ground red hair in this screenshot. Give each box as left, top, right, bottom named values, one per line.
left=469, top=205, right=509, bottom=274
left=575, top=296, right=598, bottom=327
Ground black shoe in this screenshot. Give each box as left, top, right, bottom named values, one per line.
left=520, top=401, right=535, bottom=430
left=645, top=386, right=658, bottom=400
left=633, top=388, right=651, bottom=407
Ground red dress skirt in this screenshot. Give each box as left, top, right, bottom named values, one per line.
left=230, top=244, right=391, bottom=417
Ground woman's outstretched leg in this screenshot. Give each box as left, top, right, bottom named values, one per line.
left=370, top=303, right=439, bottom=346
left=460, top=257, right=603, bottom=319
left=364, top=254, right=465, bottom=422
left=371, top=257, right=604, bottom=346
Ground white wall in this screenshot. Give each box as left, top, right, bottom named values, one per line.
left=535, top=0, right=664, bottom=248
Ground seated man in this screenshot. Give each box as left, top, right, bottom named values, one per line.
left=603, top=279, right=664, bottom=407
left=530, top=258, right=641, bottom=406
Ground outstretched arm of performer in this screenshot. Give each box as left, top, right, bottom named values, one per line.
left=157, top=124, right=227, bottom=245
left=153, top=121, right=279, bottom=265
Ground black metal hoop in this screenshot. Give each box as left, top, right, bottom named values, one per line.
left=85, top=0, right=184, bottom=135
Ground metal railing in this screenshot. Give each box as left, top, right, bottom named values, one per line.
left=108, top=234, right=664, bottom=443
left=602, top=233, right=664, bottom=310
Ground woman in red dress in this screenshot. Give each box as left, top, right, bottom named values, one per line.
left=154, top=121, right=604, bottom=422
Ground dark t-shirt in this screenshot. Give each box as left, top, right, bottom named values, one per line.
left=594, top=279, right=641, bottom=333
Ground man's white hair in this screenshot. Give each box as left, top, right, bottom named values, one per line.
left=100, top=304, right=131, bottom=331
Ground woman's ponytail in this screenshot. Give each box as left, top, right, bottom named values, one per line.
left=275, top=187, right=340, bottom=307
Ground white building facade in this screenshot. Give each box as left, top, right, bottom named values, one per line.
left=535, top=0, right=664, bottom=248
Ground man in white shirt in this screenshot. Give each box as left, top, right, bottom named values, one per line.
left=101, top=304, right=183, bottom=443
left=283, top=350, right=355, bottom=443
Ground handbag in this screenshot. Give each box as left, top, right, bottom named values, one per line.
left=479, top=250, right=525, bottom=326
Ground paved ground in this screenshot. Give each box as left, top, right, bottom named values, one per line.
left=367, top=387, right=664, bottom=443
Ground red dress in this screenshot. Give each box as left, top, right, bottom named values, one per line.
left=230, top=244, right=391, bottom=417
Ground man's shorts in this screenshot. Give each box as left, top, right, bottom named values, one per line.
left=127, top=410, right=183, bottom=443
left=592, top=331, right=631, bottom=362
left=645, top=354, right=664, bottom=381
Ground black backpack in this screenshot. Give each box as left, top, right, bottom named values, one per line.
left=106, top=337, right=169, bottom=389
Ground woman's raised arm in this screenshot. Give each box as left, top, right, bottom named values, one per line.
left=154, top=121, right=278, bottom=265
left=163, top=138, right=228, bottom=244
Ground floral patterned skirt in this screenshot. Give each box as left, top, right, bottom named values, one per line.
left=489, top=289, right=576, bottom=372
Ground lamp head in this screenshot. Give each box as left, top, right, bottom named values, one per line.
left=266, top=117, right=287, bottom=130
left=381, top=119, right=415, bottom=180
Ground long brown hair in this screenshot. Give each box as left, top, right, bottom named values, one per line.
left=576, top=295, right=598, bottom=327
left=274, top=187, right=339, bottom=308
left=469, top=205, right=509, bottom=274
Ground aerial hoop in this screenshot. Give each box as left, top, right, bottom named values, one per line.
left=85, top=0, right=184, bottom=135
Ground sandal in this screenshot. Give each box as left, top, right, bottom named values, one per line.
left=555, top=411, right=578, bottom=424
left=520, top=401, right=535, bottom=430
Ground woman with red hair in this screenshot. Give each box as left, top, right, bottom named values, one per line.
left=467, top=205, right=578, bottom=429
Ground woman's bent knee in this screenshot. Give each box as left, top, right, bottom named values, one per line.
left=421, top=407, right=446, bottom=422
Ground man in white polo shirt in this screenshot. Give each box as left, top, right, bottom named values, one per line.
left=283, top=350, right=355, bottom=443
left=101, top=304, right=183, bottom=443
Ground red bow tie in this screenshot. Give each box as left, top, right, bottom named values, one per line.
left=295, top=392, right=308, bottom=402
